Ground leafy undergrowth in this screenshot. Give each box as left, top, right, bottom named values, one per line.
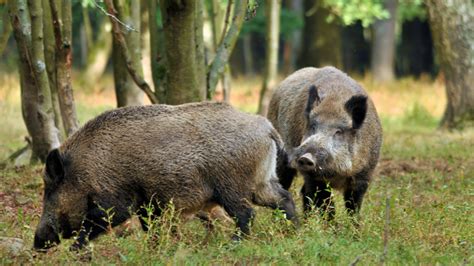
left=0, top=74, right=473, bottom=264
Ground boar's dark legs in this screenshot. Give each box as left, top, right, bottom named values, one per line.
left=71, top=206, right=130, bottom=250
left=217, top=192, right=255, bottom=241
left=343, top=179, right=369, bottom=214
left=276, top=151, right=297, bottom=190
left=137, top=206, right=162, bottom=232
left=301, top=179, right=335, bottom=219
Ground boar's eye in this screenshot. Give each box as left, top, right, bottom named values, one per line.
left=334, top=129, right=344, bottom=137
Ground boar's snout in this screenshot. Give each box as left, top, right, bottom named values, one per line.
left=33, top=223, right=60, bottom=251
left=297, top=153, right=315, bottom=171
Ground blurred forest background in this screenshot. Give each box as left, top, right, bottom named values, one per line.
left=0, top=0, right=472, bottom=163
left=0, top=0, right=473, bottom=264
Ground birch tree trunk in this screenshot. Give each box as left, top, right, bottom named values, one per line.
left=8, top=0, right=60, bottom=162
left=112, top=0, right=144, bottom=107
left=371, top=0, right=397, bottom=82
left=426, top=0, right=474, bottom=129
left=258, top=0, right=281, bottom=115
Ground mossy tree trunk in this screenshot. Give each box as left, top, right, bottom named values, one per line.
left=148, top=0, right=166, bottom=102
left=258, top=0, right=281, bottom=115
left=426, top=0, right=474, bottom=129
left=112, top=0, right=144, bottom=107
left=298, top=0, right=342, bottom=68
left=160, top=0, right=204, bottom=104
left=371, top=0, right=397, bottom=82
left=8, top=0, right=60, bottom=162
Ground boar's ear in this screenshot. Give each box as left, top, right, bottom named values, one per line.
left=305, top=85, right=320, bottom=120
left=45, top=149, right=64, bottom=185
left=345, top=95, right=368, bottom=130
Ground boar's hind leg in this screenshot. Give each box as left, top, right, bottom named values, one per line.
left=253, top=180, right=297, bottom=222
left=301, top=179, right=335, bottom=219
left=216, top=191, right=255, bottom=241
left=343, top=178, right=369, bottom=215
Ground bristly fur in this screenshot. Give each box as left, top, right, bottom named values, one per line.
left=34, top=102, right=297, bottom=250
left=267, top=66, right=382, bottom=216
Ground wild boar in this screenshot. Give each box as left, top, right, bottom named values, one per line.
left=34, top=102, right=296, bottom=250
left=268, top=67, right=382, bottom=217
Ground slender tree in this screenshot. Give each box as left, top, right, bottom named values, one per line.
left=8, top=0, right=60, bottom=162
left=50, top=0, right=79, bottom=136
left=426, top=0, right=474, bottom=129
left=258, top=0, right=281, bottom=115
left=207, top=0, right=248, bottom=97
left=112, top=0, right=144, bottom=107
left=148, top=0, right=166, bottom=102
left=371, top=0, right=397, bottom=82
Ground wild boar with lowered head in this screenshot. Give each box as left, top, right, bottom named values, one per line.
left=268, top=67, right=382, bottom=217
left=34, top=102, right=296, bottom=250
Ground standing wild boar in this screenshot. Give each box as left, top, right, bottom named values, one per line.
left=34, top=102, right=296, bottom=250
left=268, top=67, right=382, bottom=217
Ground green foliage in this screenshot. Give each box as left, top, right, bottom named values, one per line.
left=402, top=102, right=438, bottom=127
left=241, top=3, right=303, bottom=39
left=322, top=0, right=389, bottom=27
left=397, top=0, right=426, bottom=22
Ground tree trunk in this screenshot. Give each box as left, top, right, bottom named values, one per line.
left=42, top=0, right=64, bottom=139
left=207, top=0, right=247, bottom=97
left=160, top=0, right=204, bottom=104
left=195, top=0, right=206, bottom=99
left=8, top=0, right=60, bottom=162
left=426, top=0, right=474, bottom=129
left=283, top=0, right=303, bottom=75
left=112, top=0, right=144, bottom=107
left=371, top=0, right=397, bottom=82
left=50, top=0, right=79, bottom=136
left=258, top=0, right=281, bottom=115
left=242, top=34, right=255, bottom=76
left=342, top=22, right=370, bottom=75
left=298, top=0, right=342, bottom=68
left=208, top=0, right=232, bottom=101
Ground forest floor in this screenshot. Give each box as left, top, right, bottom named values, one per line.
left=0, top=73, right=473, bottom=264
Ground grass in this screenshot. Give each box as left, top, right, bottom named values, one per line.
left=0, top=73, right=473, bottom=264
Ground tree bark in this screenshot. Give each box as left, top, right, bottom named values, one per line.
left=195, top=0, right=206, bottom=99
left=160, top=0, right=204, bottom=104
left=208, top=0, right=232, bottom=101
left=42, top=0, right=64, bottom=139
left=112, top=0, right=144, bottom=107
left=371, top=0, right=397, bottom=82
left=105, top=0, right=157, bottom=104
left=298, top=0, right=342, bottom=68
left=8, top=0, right=60, bottom=162
left=258, top=0, right=281, bottom=115
left=242, top=34, right=254, bottom=76
left=426, top=0, right=474, bottom=129
left=50, top=0, right=79, bottom=136
left=207, top=0, right=247, bottom=97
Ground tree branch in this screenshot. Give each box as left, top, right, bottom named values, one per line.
left=104, top=0, right=158, bottom=104
left=207, top=0, right=247, bottom=97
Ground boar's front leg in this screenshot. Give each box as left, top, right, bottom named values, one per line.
left=276, top=150, right=297, bottom=190
left=70, top=207, right=109, bottom=250
left=343, top=177, right=369, bottom=215
left=301, top=178, right=335, bottom=219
